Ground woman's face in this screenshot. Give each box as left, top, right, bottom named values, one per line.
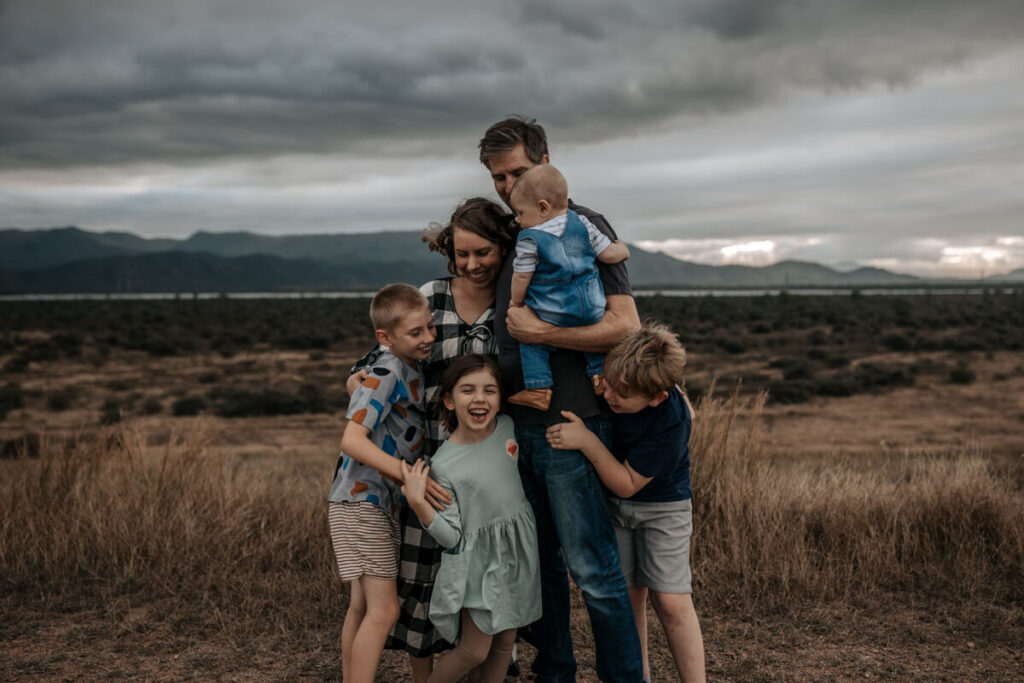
left=452, top=228, right=502, bottom=289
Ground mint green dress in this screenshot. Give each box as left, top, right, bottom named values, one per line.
left=425, top=415, right=541, bottom=642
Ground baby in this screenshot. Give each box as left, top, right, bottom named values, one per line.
left=507, top=164, right=629, bottom=411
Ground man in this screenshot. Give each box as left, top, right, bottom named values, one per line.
left=480, top=116, right=643, bottom=682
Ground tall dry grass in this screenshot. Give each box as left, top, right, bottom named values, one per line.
left=2, top=393, right=1022, bottom=644
left=690, top=386, right=1024, bottom=608
left=0, top=420, right=339, bottom=641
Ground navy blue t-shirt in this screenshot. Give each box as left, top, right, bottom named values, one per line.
left=611, top=387, right=692, bottom=502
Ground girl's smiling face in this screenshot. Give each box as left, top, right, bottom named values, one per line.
left=443, top=368, right=501, bottom=442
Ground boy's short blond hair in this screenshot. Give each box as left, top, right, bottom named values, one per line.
left=370, top=283, right=429, bottom=331
left=510, top=164, right=569, bottom=212
left=603, top=321, right=686, bottom=398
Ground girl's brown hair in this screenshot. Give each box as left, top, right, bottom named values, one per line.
left=436, top=354, right=503, bottom=432
left=422, top=198, right=515, bottom=276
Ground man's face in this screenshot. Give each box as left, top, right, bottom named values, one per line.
left=487, top=143, right=548, bottom=207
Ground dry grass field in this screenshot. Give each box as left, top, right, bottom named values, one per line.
left=2, top=294, right=1023, bottom=681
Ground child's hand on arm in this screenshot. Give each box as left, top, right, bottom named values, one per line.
left=545, top=411, right=600, bottom=453
left=401, top=460, right=436, bottom=526
left=340, top=424, right=451, bottom=509
left=546, top=410, right=652, bottom=498
left=402, top=461, right=462, bottom=549
left=345, top=369, right=369, bottom=397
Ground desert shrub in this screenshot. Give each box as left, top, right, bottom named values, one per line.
left=142, top=397, right=163, bottom=415
left=172, top=396, right=207, bottom=416
left=782, top=360, right=816, bottom=382
left=281, top=334, right=329, bottom=351
left=949, top=363, right=977, bottom=385
left=767, top=379, right=814, bottom=404
left=718, top=338, right=746, bottom=355
left=882, top=333, right=912, bottom=351
left=100, top=399, right=121, bottom=425
left=805, top=348, right=828, bottom=361
left=20, top=340, right=60, bottom=362
left=910, top=357, right=949, bottom=376
left=51, top=332, right=83, bottom=357
left=3, top=356, right=29, bottom=373
left=207, top=387, right=326, bottom=418
left=1, top=433, right=40, bottom=459
left=137, top=337, right=179, bottom=357
left=46, top=388, right=77, bottom=412
left=824, top=354, right=851, bottom=369
left=853, top=362, right=916, bottom=390
left=807, top=329, right=828, bottom=346
left=0, top=382, right=25, bottom=419
left=812, top=373, right=859, bottom=397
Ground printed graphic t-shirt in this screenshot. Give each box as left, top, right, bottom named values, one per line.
left=328, top=350, right=426, bottom=514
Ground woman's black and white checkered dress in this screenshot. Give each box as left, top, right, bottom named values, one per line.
left=351, top=277, right=496, bottom=657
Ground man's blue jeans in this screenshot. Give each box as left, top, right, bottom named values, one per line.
left=516, top=417, right=642, bottom=682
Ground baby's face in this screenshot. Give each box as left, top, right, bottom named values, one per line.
left=511, top=193, right=547, bottom=229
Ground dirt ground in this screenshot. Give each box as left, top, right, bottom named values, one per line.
left=4, top=597, right=1022, bottom=681
left=3, top=347, right=1023, bottom=681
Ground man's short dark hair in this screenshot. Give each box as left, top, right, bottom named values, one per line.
left=478, top=115, right=549, bottom=167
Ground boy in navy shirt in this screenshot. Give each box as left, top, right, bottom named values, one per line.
left=545, top=321, right=706, bottom=683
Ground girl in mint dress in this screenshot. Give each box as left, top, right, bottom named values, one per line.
left=401, top=355, right=541, bottom=683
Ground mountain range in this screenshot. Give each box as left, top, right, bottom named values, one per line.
left=1, top=226, right=1020, bottom=294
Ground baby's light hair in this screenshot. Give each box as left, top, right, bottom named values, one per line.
left=510, top=164, right=569, bottom=212
left=370, top=283, right=429, bottom=332
left=603, top=321, right=686, bottom=398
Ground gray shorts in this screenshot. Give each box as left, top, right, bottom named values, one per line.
left=609, top=497, right=693, bottom=594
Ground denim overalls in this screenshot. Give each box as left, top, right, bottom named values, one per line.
left=519, top=210, right=605, bottom=389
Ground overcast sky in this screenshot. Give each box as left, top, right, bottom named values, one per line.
left=3, top=0, right=1023, bottom=277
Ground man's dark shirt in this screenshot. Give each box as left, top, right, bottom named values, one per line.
left=495, top=200, right=632, bottom=425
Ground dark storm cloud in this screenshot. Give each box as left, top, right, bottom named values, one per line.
left=2, top=0, right=1024, bottom=169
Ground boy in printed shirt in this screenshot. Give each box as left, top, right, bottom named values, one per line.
left=545, top=321, right=706, bottom=683
left=328, top=283, right=449, bottom=683
left=506, top=164, right=630, bottom=411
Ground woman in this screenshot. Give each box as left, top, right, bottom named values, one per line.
left=346, top=197, right=514, bottom=683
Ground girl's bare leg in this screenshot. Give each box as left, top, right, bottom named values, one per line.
left=409, top=654, right=433, bottom=683
left=474, top=628, right=516, bottom=683
left=428, top=611, right=492, bottom=683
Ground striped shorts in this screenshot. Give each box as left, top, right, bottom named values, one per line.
left=328, top=501, right=401, bottom=581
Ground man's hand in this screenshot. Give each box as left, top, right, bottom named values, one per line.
left=507, top=294, right=640, bottom=354
left=506, top=304, right=552, bottom=345
left=545, top=411, right=598, bottom=453
left=346, top=369, right=369, bottom=397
